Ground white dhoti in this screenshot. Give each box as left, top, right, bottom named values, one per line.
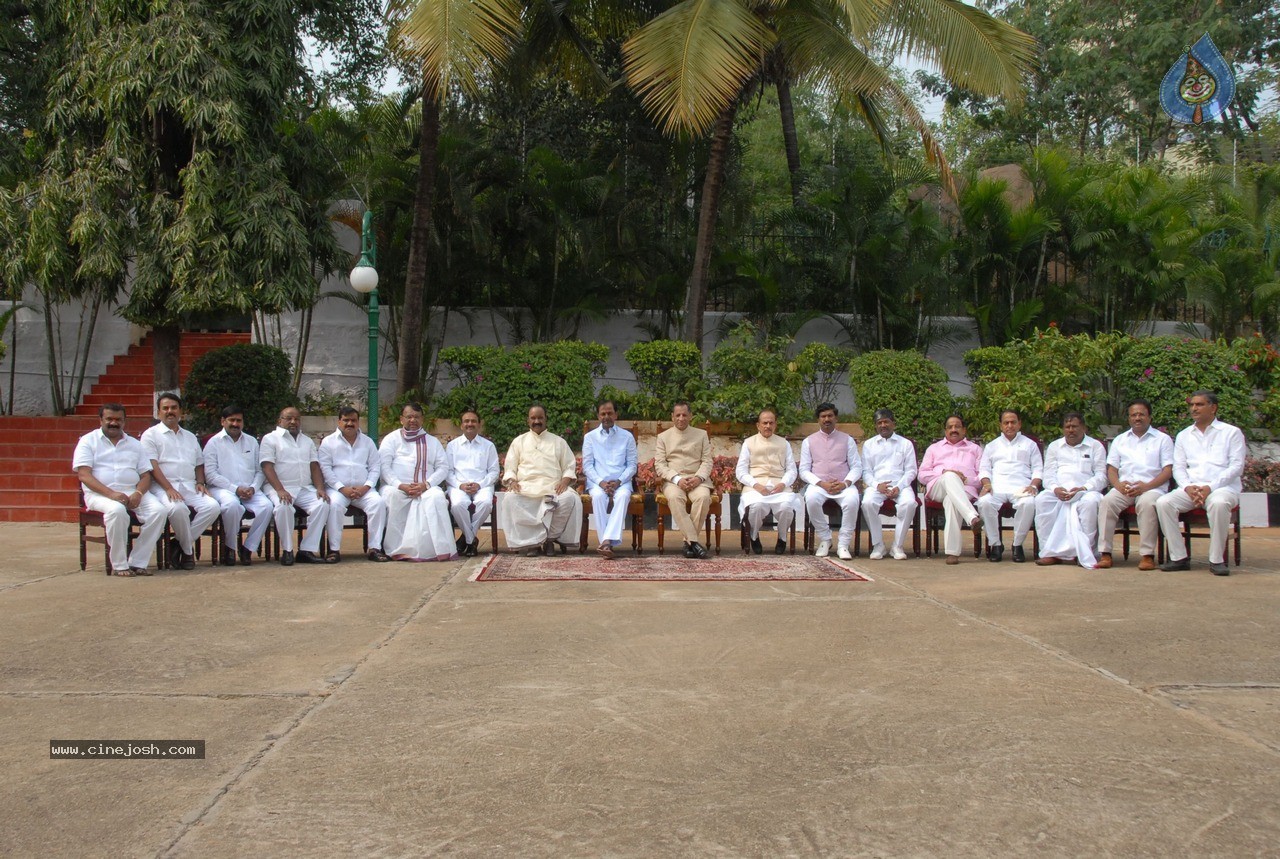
left=264, top=485, right=328, bottom=554
left=85, top=490, right=169, bottom=571
left=739, top=487, right=798, bottom=539
left=501, top=489, right=583, bottom=550
left=926, top=473, right=980, bottom=558
left=210, top=488, right=274, bottom=554
left=381, top=486, right=456, bottom=561
left=588, top=486, right=633, bottom=546
left=327, top=488, right=388, bottom=552
left=804, top=484, right=859, bottom=547
left=861, top=486, right=919, bottom=552
left=1035, top=491, right=1102, bottom=566
left=449, top=487, right=494, bottom=545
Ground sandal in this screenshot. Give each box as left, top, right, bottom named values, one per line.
left=110, top=568, right=136, bottom=577
left=131, top=567, right=153, bottom=576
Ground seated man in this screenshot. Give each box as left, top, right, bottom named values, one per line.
left=203, top=405, right=274, bottom=566
left=1034, top=412, right=1107, bottom=567
left=976, top=409, right=1043, bottom=563
left=799, top=402, right=861, bottom=560
left=319, top=407, right=390, bottom=563
left=260, top=406, right=335, bottom=565
left=654, top=401, right=713, bottom=560
left=858, top=408, right=918, bottom=560
left=1096, top=399, right=1172, bottom=570
left=582, top=399, right=637, bottom=560
left=500, top=403, right=582, bottom=556
left=445, top=408, right=499, bottom=557
left=379, top=402, right=456, bottom=561
left=1156, top=390, right=1245, bottom=576
left=73, top=404, right=168, bottom=576
left=141, top=393, right=221, bottom=570
left=917, top=414, right=983, bottom=565
left=735, top=409, right=797, bottom=555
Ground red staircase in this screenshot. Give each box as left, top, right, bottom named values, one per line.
left=0, top=332, right=250, bottom=523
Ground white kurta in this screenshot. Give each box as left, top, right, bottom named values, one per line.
left=1036, top=435, right=1107, bottom=566
left=379, top=430, right=456, bottom=561
left=735, top=433, right=798, bottom=538
left=446, top=434, right=500, bottom=544
left=501, top=430, right=583, bottom=550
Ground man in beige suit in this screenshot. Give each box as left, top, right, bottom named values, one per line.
left=654, top=401, right=713, bottom=559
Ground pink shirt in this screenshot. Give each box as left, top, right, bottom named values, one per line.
left=918, top=438, right=983, bottom=499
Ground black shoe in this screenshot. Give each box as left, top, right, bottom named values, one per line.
left=281, top=551, right=295, bottom=566
left=220, top=548, right=235, bottom=566
left=238, top=547, right=252, bottom=566
left=683, top=543, right=697, bottom=559
left=367, top=548, right=391, bottom=562
left=180, top=552, right=195, bottom=571
left=328, top=551, right=342, bottom=564
left=466, top=540, right=479, bottom=557
left=689, top=541, right=709, bottom=560
left=1209, top=561, right=1230, bottom=576
left=988, top=543, right=1004, bottom=563
left=455, top=535, right=467, bottom=555
left=167, top=538, right=182, bottom=569
left=750, top=537, right=763, bottom=555
left=775, top=539, right=787, bottom=555
left=1160, top=558, right=1190, bottom=572
left=1012, top=546, right=1026, bottom=563
left=295, top=550, right=332, bottom=564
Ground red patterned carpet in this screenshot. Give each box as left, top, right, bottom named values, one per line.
left=473, top=553, right=871, bottom=582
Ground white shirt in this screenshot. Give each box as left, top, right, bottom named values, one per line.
left=859, top=433, right=917, bottom=490
left=140, top=423, right=204, bottom=488
left=259, top=426, right=320, bottom=491
left=318, top=429, right=381, bottom=491
left=1106, top=428, right=1174, bottom=489
left=446, top=434, right=500, bottom=490
left=1173, top=419, right=1246, bottom=493
left=203, top=429, right=264, bottom=492
left=1043, top=435, right=1107, bottom=493
left=798, top=432, right=861, bottom=486
left=979, top=433, right=1043, bottom=492
left=72, top=430, right=150, bottom=494
left=582, top=425, right=638, bottom=492
left=380, top=431, right=448, bottom=488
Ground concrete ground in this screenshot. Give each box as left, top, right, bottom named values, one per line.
left=2, top=523, right=1278, bottom=858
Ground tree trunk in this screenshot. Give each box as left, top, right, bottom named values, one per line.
left=776, top=76, right=803, bottom=207
left=681, top=102, right=738, bottom=353
left=152, top=324, right=181, bottom=401
left=398, top=92, right=440, bottom=396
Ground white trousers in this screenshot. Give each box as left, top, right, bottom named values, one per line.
left=264, top=485, right=328, bottom=554
left=804, top=484, right=859, bottom=547
left=448, top=487, right=494, bottom=544
left=926, top=474, right=980, bottom=558
left=1156, top=487, right=1239, bottom=564
left=84, top=488, right=169, bottom=571
left=1097, top=487, right=1163, bottom=558
left=588, top=485, right=633, bottom=546
left=976, top=491, right=1036, bottom=547
left=740, top=489, right=797, bottom=540
left=148, top=483, right=220, bottom=554
left=209, top=488, right=273, bottom=553
left=862, top=486, right=918, bottom=551
left=327, top=488, right=388, bottom=551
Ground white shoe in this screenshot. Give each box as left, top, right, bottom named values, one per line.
left=837, top=545, right=852, bottom=561
left=815, top=540, right=830, bottom=558
left=891, top=546, right=908, bottom=561
left=869, top=544, right=886, bottom=560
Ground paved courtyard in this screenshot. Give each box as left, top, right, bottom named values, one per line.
left=2, top=522, right=1278, bottom=857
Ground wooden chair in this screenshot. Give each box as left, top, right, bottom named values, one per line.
left=579, top=492, right=647, bottom=555
left=1115, top=504, right=1166, bottom=561
left=158, top=504, right=220, bottom=569
left=655, top=491, right=723, bottom=555
left=78, top=487, right=152, bottom=574
left=1163, top=506, right=1242, bottom=566
left=463, top=499, right=501, bottom=554
left=211, top=509, right=271, bottom=564
left=855, top=499, right=921, bottom=558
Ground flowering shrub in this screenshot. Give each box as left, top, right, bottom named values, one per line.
left=848, top=349, right=954, bottom=441
left=1114, top=336, right=1253, bottom=433
left=1242, top=458, right=1280, bottom=493
left=709, top=455, right=739, bottom=494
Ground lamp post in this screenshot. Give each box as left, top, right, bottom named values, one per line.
left=350, top=209, right=380, bottom=440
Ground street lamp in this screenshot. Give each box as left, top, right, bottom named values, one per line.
left=350, top=209, right=379, bottom=440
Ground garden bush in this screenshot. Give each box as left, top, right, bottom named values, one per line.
left=794, top=342, right=855, bottom=413
left=183, top=344, right=296, bottom=437
left=1114, top=336, right=1253, bottom=433
left=694, top=323, right=804, bottom=428
left=433, top=341, right=608, bottom=449
left=622, top=339, right=704, bottom=419
left=847, top=350, right=954, bottom=441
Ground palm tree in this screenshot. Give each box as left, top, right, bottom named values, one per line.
left=622, top=0, right=1037, bottom=351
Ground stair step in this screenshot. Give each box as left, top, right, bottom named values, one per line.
left=0, top=507, right=78, bottom=523
left=0, top=474, right=82, bottom=491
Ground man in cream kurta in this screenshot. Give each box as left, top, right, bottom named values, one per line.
left=735, top=409, right=797, bottom=554
left=501, top=404, right=582, bottom=554
left=654, top=401, right=713, bottom=559
left=379, top=403, right=456, bottom=561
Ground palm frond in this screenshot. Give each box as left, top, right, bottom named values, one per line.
left=393, top=0, right=523, bottom=100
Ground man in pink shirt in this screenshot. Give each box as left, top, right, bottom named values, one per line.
left=917, top=414, right=983, bottom=565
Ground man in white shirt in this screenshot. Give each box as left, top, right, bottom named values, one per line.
left=799, top=403, right=861, bottom=560
left=1156, top=390, right=1246, bottom=575
left=1033, top=412, right=1108, bottom=567
left=1096, top=399, right=1173, bottom=570
left=976, top=409, right=1044, bottom=563
left=260, top=405, right=335, bottom=565
left=73, top=404, right=168, bottom=576
left=582, top=400, right=638, bottom=560
left=141, top=393, right=221, bottom=570
left=735, top=409, right=798, bottom=555
left=446, top=408, right=500, bottom=557
left=319, top=407, right=390, bottom=563
left=379, top=402, right=456, bottom=561
left=203, top=405, right=274, bottom=566
left=501, top=403, right=582, bottom=555
left=859, top=409, right=918, bottom=561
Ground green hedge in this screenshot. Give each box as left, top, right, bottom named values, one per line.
left=183, top=344, right=296, bottom=437
left=1114, top=336, right=1253, bottom=433
left=847, top=350, right=954, bottom=440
